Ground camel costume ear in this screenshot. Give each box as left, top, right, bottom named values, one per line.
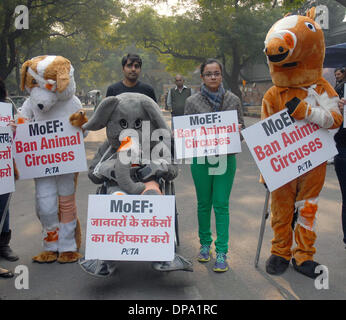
left=141, top=98, right=171, bottom=133
left=82, top=96, right=120, bottom=131
left=306, top=7, right=316, bottom=20
left=20, top=60, right=32, bottom=91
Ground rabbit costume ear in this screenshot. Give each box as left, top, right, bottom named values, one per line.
left=82, top=96, right=120, bottom=131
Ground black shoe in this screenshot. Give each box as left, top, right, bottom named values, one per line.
left=0, top=267, right=14, bottom=278
left=265, top=254, right=290, bottom=275
left=292, top=258, right=322, bottom=279
left=0, top=230, right=19, bottom=262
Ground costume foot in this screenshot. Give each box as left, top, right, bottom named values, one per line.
left=152, top=254, right=193, bottom=272
left=57, top=251, right=82, bottom=264
left=79, top=258, right=117, bottom=277
left=265, top=254, right=290, bottom=275
left=32, top=251, right=58, bottom=264
left=292, top=258, right=322, bottom=279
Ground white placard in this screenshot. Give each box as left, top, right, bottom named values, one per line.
left=85, top=194, right=175, bottom=261
left=242, top=109, right=338, bottom=192
left=0, top=127, right=15, bottom=195
left=0, top=102, right=12, bottom=127
left=172, top=110, right=241, bottom=159
left=14, top=118, right=87, bottom=180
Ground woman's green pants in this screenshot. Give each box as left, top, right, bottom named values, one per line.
left=190, top=155, right=236, bottom=254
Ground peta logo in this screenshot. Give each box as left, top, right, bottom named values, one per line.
left=314, top=265, right=329, bottom=290
left=14, top=5, right=29, bottom=30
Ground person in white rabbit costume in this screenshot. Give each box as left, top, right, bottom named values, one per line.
left=19, top=55, right=88, bottom=264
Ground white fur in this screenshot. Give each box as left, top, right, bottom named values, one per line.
left=37, top=56, right=56, bottom=78
left=272, top=15, right=298, bottom=32
left=22, top=64, right=81, bottom=120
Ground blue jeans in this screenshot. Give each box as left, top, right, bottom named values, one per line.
left=334, top=147, right=346, bottom=244
left=0, top=193, right=10, bottom=233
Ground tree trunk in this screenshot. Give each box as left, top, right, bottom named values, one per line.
left=222, top=49, right=243, bottom=104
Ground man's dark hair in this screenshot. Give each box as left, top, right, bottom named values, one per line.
left=335, top=67, right=345, bottom=74
left=200, top=58, right=223, bottom=76
left=121, top=53, right=142, bottom=68
left=0, top=77, right=7, bottom=102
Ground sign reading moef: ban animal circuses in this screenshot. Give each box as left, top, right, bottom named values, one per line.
left=14, top=118, right=87, bottom=180
left=172, top=110, right=241, bottom=159
left=242, top=109, right=338, bottom=191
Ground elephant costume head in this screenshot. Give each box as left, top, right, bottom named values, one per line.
left=83, top=93, right=175, bottom=195
left=83, top=93, right=170, bottom=154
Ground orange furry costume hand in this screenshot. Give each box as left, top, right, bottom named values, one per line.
left=69, top=110, right=88, bottom=128
left=285, top=97, right=309, bottom=120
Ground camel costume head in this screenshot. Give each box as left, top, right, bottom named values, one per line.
left=264, top=8, right=324, bottom=88
left=20, top=55, right=76, bottom=112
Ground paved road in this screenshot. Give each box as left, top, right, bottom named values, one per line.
left=0, top=110, right=345, bottom=300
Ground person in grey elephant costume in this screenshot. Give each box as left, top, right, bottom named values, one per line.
left=79, top=92, right=193, bottom=277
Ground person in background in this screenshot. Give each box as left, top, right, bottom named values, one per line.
left=167, top=74, right=192, bottom=122
left=94, top=91, right=102, bottom=112
left=106, top=53, right=156, bottom=102
left=0, top=77, right=19, bottom=278
left=333, top=67, right=346, bottom=249
left=335, top=67, right=346, bottom=98
left=184, top=58, right=244, bottom=273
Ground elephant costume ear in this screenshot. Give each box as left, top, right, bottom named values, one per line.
left=141, top=97, right=171, bottom=133
left=82, top=96, right=119, bottom=131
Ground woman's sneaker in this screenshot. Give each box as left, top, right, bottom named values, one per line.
left=213, top=253, right=228, bottom=272
left=197, top=245, right=211, bottom=262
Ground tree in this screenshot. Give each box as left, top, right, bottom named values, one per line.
left=0, top=0, right=121, bottom=85
left=116, top=0, right=305, bottom=100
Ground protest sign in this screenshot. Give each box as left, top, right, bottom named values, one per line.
left=0, top=102, right=12, bottom=127
left=14, top=118, right=87, bottom=180
left=172, top=110, right=241, bottom=159
left=0, top=127, right=15, bottom=195
left=242, top=109, right=338, bottom=192
left=85, top=194, right=175, bottom=261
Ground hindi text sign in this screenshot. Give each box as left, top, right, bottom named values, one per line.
left=242, top=109, right=338, bottom=191
left=14, top=118, right=87, bottom=180
left=0, top=102, right=12, bottom=127
left=0, top=127, right=15, bottom=195
left=173, top=110, right=241, bottom=159
left=85, top=194, right=175, bottom=261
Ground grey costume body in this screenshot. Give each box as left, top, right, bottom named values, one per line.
left=79, top=93, right=192, bottom=277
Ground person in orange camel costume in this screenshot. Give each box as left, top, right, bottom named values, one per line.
left=262, top=8, right=342, bottom=278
